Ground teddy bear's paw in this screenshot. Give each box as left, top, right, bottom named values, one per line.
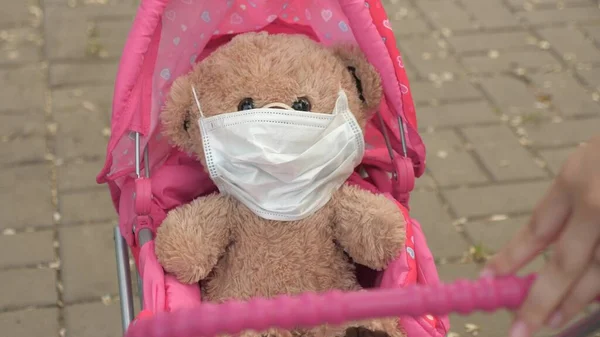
left=343, top=327, right=389, bottom=337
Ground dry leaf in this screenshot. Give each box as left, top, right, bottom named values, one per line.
left=538, top=40, right=551, bottom=49
left=464, top=323, right=480, bottom=336
left=82, top=100, right=97, bottom=111
left=469, top=244, right=490, bottom=263
left=489, top=214, right=509, bottom=221
left=487, top=50, right=499, bottom=59
left=2, top=228, right=16, bottom=235
left=101, top=294, right=113, bottom=305
left=46, top=122, right=58, bottom=135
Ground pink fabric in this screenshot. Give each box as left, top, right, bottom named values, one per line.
left=139, top=242, right=166, bottom=312
left=165, top=274, right=202, bottom=312
left=138, top=241, right=203, bottom=313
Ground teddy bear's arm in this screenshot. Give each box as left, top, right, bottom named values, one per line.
left=331, top=185, right=406, bottom=270
left=154, top=193, right=234, bottom=284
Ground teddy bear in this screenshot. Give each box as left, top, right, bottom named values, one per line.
left=155, top=31, right=407, bottom=337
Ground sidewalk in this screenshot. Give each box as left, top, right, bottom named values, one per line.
left=0, top=0, right=599, bottom=336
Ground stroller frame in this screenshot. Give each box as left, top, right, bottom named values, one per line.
left=114, top=131, right=152, bottom=332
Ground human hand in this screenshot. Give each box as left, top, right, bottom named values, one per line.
left=481, top=135, right=600, bottom=337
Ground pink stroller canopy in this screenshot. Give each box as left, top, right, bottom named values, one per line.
left=97, top=0, right=426, bottom=206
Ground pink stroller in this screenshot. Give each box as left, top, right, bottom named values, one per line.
left=97, top=1, right=599, bottom=337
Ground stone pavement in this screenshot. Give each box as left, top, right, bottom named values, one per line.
left=0, top=0, right=599, bottom=336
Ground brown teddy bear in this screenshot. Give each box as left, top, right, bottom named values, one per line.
left=155, top=32, right=407, bottom=337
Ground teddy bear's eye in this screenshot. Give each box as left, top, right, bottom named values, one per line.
left=291, top=97, right=311, bottom=111
left=237, top=98, right=255, bottom=111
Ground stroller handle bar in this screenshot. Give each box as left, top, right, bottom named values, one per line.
left=125, top=273, right=600, bottom=337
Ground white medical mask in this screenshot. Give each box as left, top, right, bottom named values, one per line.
left=192, top=87, right=365, bottom=221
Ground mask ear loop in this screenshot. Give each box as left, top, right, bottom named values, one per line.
left=334, top=87, right=348, bottom=115
left=191, top=85, right=205, bottom=118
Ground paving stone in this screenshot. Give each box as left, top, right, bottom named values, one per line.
left=416, top=1, right=475, bottom=32
left=464, top=215, right=529, bottom=252
left=410, top=80, right=481, bottom=103
left=538, top=146, right=577, bottom=174
left=525, top=118, right=600, bottom=148
left=410, top=190, right=470, bottom=258
left=507, top=0, right=592, bottom=8
left=577, top=67, right=600, bottom=90
left=537, top=26, right=600, bottom=64
left=462, top=50, right=561, bottom=73
left=421, top=130, right=489, bottom=187
left=532, top=72, right=600, bottom=117
left=0, top=0, right=37, bottom=27
left=60, top=188, right=115, bottom=225
left=0, top=268, right=57, bottom=310
left=389, top=12, right=430, bottom=36
left=479, top=75, right=554, bottom=116
left=49, top=61, right=118, bottom=87
left=448, top=31, right=537, bottom=54
left=64, top=301, right=122, bottom=337
left=43, top=0, right=139, bottom=17
left=0, top=65, right=46, bottom=112
left=436, top=262, right=480, bottom=282
left=461, top=124, right=548, bottom=181
left=44, top=7, right=89, bottom=60
left=449, top=304, right=587, bottom=337
left=58, top=158, right=104, bottom=191
left=518, top=6, right=600, bottom=25
left=581, top=24, right=600, bottom=43
left=60, top=224, right=118, bottom=302
left=0, top=111, right=46, bottom=166
left=462, top=0, right=521, bottom=29
left=0, top=308, right=59, bottom=337
left=0, top=27, right=42, bottom=65
left=397, top=37, right=464, bottom=78
left=44, top=6, right=132, bottom=61
left=52, top=85, right=117, bottom=113
left=0, top=164, right=54, bottom=230
left=417, top=101, right=499, bottom=129
left=443, top=181, right=550, bottom=218
left=92, top=19, right=131, bottom=58
left=448, top=310, right=513, bottom=337
left=0, top=230, right=55, bottom=268
left=413, top=171, right=436, bottom=191
left=55, top=107, right=108, bottom=160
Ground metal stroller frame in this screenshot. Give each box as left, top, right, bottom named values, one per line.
left=114, top=131, right=152, bottom=333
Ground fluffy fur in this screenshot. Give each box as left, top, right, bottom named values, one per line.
left=155, top=32, right=406, bottom=337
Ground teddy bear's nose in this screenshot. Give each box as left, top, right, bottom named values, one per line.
left=262, top=102, right=293, bottom=110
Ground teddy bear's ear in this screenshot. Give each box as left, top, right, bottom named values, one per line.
left=331, top=44, right=383, bottom=113
left=161, top=72, right=197, bottom=154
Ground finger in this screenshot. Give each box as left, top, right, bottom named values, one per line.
left=483, top=180, right=571, bottom=277
left=548, top=244, right=600, bottom=329
left=514, top=209, right=600, bottom=334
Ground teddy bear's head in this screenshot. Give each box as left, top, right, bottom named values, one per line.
left=161, top=32, right=382, bottom=162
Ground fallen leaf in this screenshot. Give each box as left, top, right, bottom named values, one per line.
left=489, top=214, right=508, bottom=222
left=2, top=228, right=16, bottom=235
left=464, top=323, right=480, bottom=336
